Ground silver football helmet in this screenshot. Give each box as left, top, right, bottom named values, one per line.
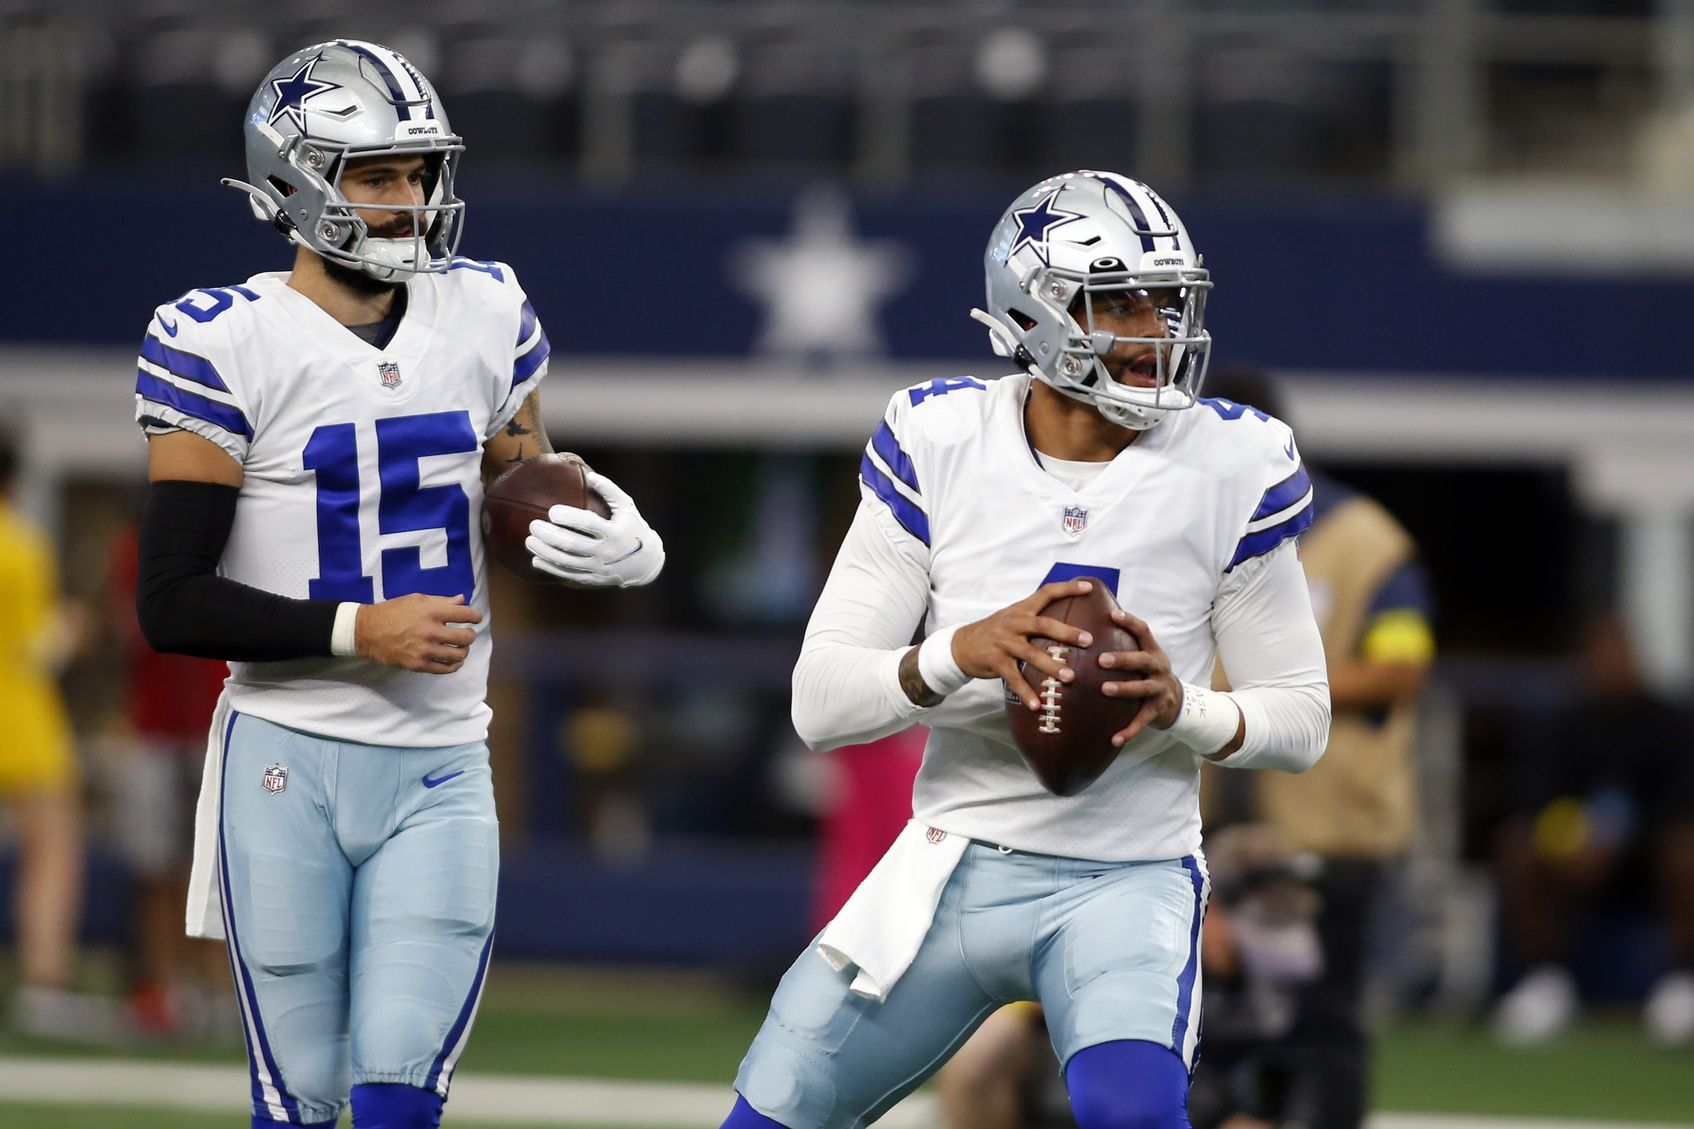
left=224, top=40, right=466, bottom=280
left=971, top=171, right=1212, bottom=430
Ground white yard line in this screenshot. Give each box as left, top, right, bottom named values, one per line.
left=0, top=1056, right=1686, bottom=1129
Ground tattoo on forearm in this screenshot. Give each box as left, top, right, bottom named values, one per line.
left=500, top=394, right=554, bottom=462
left=899, top=646, right=944, bottom=707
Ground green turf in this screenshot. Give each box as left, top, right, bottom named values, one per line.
left=1372, top=1016, right=1694, bottom=1122
left=5, top=963, right=1693, bottom=1123
left=456, top=964, right=767, bottom=1082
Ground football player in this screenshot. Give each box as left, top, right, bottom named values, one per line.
left=133, top=40, right=663, bottom=1129
left=718, top=171, right=1331, bottom=1129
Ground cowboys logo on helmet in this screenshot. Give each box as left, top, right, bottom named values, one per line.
left=971, top=171, right=1213, bottom=430
left=224, top=40, right=465, bottom=280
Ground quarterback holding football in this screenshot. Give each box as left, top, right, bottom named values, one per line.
left=720, top=171, right=1331, bottom=1129
left=132, top=40, right=662, bottom=1129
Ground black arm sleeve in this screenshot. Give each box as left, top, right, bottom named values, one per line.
left=136, top=479, right=343, bottom=662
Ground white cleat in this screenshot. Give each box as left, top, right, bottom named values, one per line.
left=1644, top=970, right=1694, bottom=1047
left=1493, top=964, right=1578, bottom=1046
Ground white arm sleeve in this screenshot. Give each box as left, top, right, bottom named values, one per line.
left=791, top=502, right=934, bottom=751
left=1208, top=540, right=1331, bottom=772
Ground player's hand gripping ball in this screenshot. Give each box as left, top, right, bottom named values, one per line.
left=481, top=454, right=609, bottom=581
left=1003, top=579, right=1145, bottom=796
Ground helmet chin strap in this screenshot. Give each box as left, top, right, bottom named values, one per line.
left=1094, top=397, right=1166, bottom=431
left=358, top=237, right=423, bottom=280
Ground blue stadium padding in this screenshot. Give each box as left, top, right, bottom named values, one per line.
left=493, top=837, right=815, bottom=965
left=0, top=838, right=813, bottom=970
left=7, top=175, right=1694, bottom=379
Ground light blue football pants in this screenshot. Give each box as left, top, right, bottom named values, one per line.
left=734, top=840, right=1210, bottom=1129
left=216, top=711, right=498, bottom=1126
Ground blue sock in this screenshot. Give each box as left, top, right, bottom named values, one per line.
left=721, top=1094, right=790, bottom=1128
left=253, top=1120, right=334, bottom=1129
left=1065, top=1039, right=1193, bottom=1129
left=350, top=1082, right=445, bottom=1129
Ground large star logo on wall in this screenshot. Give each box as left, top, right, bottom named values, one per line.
left=267, top=57, right=341, bottom=133
left=730, top=186, right=916, bottom=363
left=1009, top=191, right=1083, bottom=266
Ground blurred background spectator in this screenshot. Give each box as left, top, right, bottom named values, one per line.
left=1204, top=366, right=1437, bottom=1129
left=100, top=514, right=232, bottom=1039
left=1492, top=612, right=1694, bottom=1046
left=0, top=0, right=1693, bottom=1121
left=809, top=726, right=926, bottom=931
left=0, top=430, right=112, bottom=1041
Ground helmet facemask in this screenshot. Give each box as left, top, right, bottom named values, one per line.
left=1043, top=265, right=1213, bottom=430
left=306, top=142, right=464, bottom=280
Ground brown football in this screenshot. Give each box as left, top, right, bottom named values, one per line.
left=1003, top=579, right=1145, bottom=796
left=481, top=454, right=610, bottom=581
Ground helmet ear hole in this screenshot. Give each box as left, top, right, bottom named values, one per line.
left=1007, top=307, right=1038, bottom=331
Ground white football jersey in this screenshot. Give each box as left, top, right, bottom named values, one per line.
left=857, top=373, right=1315, bottom=859
left=133, top=259, right=549, bottom=746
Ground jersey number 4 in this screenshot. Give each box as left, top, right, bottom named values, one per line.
left=304, top=411, right=479, bottom=604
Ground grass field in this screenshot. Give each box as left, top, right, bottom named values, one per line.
left=1, top=962, right=1690, bottom=1127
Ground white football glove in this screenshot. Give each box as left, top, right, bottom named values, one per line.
left=525, top=470, right=665, bottom=588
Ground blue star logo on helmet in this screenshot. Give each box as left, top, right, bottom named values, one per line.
left=1009, top=191, right=1083, bottom=266
left=267, top=57, right=342, bottom=133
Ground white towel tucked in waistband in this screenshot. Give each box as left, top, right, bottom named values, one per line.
left=184, top=693, right=231, bottom=940
left=816, top=820, right=968, bottom=1003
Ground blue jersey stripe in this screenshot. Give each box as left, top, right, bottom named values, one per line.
left=1170, top=855, right=1206, bottom=1054
left=136, top=372, right=253, bottom=438
left=425, top=931, right=495, bottom=1093
left=870, top=420, right=920, bottom=494
left=860, top=453, right=930, bottom=545
left=217, top=711, right=303, bottom=1123
left=1227, top=501, right=1315, bottom=571
left=139, top=334, right=231, bottom=392
left=136, top=372, right=251, bottom=437
left=510, top=330, right=550, bottom=393
left=1252, top=463, right=1312, bottom=523
left=516, top=299, right=538, bottom=348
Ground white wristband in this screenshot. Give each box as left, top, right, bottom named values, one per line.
left=916, top=625, right=971, bottom=698
left=1164, top=682, right=1241, bottom=756
left=330, top=602, right=361, bottom=658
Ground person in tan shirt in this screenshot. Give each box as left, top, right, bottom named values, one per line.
left=1209, top=368, right=1434, bottom=1129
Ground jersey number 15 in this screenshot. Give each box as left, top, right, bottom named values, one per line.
left=304, top=410, right=479, bottom=604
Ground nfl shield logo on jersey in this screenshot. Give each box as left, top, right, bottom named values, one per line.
left=261, top=763, right=288, bottom=795
left=1062, top=505, right=1088, bottom=537
left=377, top=361, right=402, bottom=389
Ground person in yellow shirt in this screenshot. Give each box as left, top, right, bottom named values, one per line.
left=0, top=433, right=100, bottom=1038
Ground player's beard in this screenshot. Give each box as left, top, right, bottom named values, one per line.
left=323, top=253, right=408, bottom=298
